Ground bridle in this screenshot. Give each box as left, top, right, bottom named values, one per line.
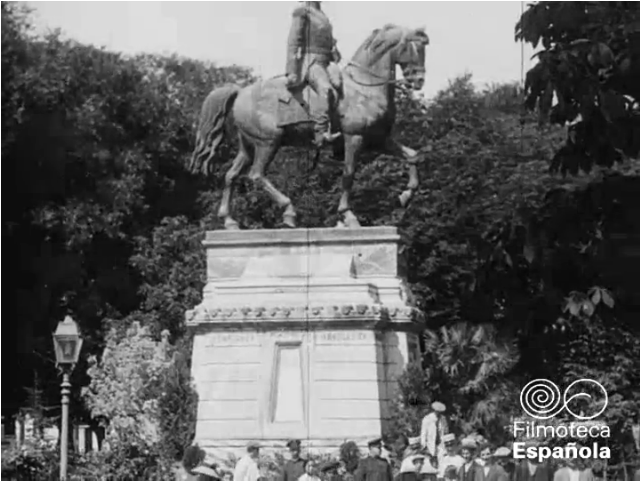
left=345, top=33, right=426, bottom=89
left=345, top=60, right=406, bottom=88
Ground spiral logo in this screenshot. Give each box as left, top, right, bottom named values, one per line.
left=520, top=379, right=562, bottom=420
left=520, top=379, right=608, bottom=420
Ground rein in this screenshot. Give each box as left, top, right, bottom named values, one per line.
left=345, top=61, right=407, bottom=88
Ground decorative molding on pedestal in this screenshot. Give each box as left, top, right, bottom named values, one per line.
left=186, top=304, right=421, bottom=330
left=186, top=227, right=425, bottom=460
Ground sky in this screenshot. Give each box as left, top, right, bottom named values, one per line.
left=27, top=1, right=536, bottom=99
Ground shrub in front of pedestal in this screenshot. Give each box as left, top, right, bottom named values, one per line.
left=72, top=443, right=174, bottom=480
left=156, top=336, right=199, bottom=463
left=83, top=322, right=169, bottom=446
left=82, top=322, right=198, bottom=475
left=387, top=361, right=429, bottom=440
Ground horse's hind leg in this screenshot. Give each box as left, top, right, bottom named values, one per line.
left=248, top=142, right=297, bottom=228
left=218, top=133, right=251, bottom=230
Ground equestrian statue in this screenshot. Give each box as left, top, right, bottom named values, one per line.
left=189, top=1, right=429, bottom=230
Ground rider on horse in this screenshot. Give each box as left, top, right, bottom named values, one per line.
left=285, top=1, right=342, bottom=148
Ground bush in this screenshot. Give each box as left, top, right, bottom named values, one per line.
left=1, top=440, right=59, bottom=480
left=81, top=321, right=198, bottom=475
left=156, top=336, right=199, bottom=462
left=388, top=323, right=520, bottom=445
left=71, top=444, right=174, bottom=480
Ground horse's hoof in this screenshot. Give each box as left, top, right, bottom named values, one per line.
left=345, top=219, right=362, bottom=229
left=282, top=216, right=297, bottom=229
left=398, top=190, right=412, bottom=208
left=224, top=219, right=241, bottom=230
left=342, top=211, right=361, bottom=229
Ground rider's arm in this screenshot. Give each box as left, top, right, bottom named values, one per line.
left=291, top=6, right=309, bottom=52
left=332, top=39, right=342, bottom=63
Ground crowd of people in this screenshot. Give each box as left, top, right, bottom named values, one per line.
left=183, top=402, right=637, bottom=481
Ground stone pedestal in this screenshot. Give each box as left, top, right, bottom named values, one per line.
left=186, top=227, right=423, bottom=459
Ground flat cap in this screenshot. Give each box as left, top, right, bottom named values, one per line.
left=247, top=441, right=261, bottom=451
left=368, top=437, right=382, bottom=447
left=431, top=402, right=446, bottom=413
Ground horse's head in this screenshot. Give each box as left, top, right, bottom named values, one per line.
left=353, top=25, right=430, bottom=90
left=394, top=27, right=429, bottom=90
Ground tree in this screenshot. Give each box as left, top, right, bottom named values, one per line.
left=516, top=2, right=640, bottom=173
left=389, top=323, right=520, bottom=445
left=82, top=322, right=198, bottom=472
left=1, top=2, right=253, bottom=415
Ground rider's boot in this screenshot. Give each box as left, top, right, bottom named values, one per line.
left=313, top=95, right=342, bottom=147
left=314, top=130, right=342, bottom=148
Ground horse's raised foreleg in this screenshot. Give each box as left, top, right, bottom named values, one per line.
left=218, top=135, right=250, bottom=230
left=337, top=134, right=363, bottom=228
left=248, top=142, right=297, bottom=228
left=384, top=138, right=422, bottom=208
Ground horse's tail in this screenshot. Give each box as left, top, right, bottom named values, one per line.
left=188, top=84, right=241, bottom=175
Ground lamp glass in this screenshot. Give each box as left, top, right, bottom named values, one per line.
left=53, top=336, right=82, bottom=365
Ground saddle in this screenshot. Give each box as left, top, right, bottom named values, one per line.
left=276, top=65, right=343, bottom=128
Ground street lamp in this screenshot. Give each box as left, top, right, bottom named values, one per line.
left=53, top=315, right=83, bottom=481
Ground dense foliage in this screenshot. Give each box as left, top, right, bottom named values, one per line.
left=389, top=323, right=520, bottom=444
left=3, top=2, right=640, bottom=478
left=2, top=1, right=251, bottom=411
left=82, top=321, right=197, bottom=456
left=517, top=2, right=640, bottom=173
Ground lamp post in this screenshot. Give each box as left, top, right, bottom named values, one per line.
left=52, top=315, right=83, bottom=481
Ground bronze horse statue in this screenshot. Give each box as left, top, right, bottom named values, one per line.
left=189, top=24, right=429, bottom=229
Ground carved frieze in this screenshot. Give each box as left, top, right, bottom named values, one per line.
left=185, top=303, right=421, bottom=326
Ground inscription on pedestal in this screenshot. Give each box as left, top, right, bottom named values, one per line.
left=204, top=330, right=373, bottom=347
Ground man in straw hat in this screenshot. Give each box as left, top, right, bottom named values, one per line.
left=234, top=441, right=261, bottom=481
left=479, top=446, right=510, bottom=481
left=437, top=434, right=463, bottom=481
left=420, top=402, right=448, bottom=480
left=397, top=454, right=426, bottom=481
left=458, top=438, right=482, bottom=481
left=404, top=436, right=423, bottom=459
left=492, top=447, right=514, bottom=480
left=354, top=438, right=393, bottom=481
